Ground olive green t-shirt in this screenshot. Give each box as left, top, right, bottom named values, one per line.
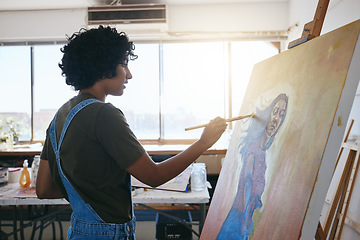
left=41, top=93, right=145, bottom=224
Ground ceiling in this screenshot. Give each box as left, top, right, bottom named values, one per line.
left=0, top=0, right=289, bottom=11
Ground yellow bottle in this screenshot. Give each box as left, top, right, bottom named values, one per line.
left=19, top=160, right=31, bottom=188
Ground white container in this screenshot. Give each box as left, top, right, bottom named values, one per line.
left=191, top=163, right=207, bottom=192
left=8, top=168, right=22, bottom=183
left=0, top=167, right=8, bottom=185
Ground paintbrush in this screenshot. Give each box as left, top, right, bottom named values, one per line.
left=185, top=112, right=255, bottom=131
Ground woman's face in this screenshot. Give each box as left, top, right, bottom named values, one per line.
left=265, top=99, right=287, bottom=138
left=107, top=62, right=132, bottom=96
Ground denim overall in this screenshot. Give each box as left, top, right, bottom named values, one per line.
left=50, top=99, right=136, bottom=239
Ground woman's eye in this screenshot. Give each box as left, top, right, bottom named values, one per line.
left=273, top=107, right=279, bottom=115
left=279, top=110, right=285, bottom=118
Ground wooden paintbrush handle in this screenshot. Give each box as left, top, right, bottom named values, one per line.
left=225, top=112, right=255, bottom=122
left=185, top=112, right=254, bottom=131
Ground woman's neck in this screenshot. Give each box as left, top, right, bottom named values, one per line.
left=79, top=87, right=106, bottom=102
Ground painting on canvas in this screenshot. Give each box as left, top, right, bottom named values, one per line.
left=200, top=20, right=360, bottom=240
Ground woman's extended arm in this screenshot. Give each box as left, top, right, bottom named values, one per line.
left=127, top=117, right=227, bottom=187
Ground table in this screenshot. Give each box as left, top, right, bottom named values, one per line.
left=133, top=188, right=210, bottom=235
left=0, top=144, right=226, bottom=157
left=0, top=184, right=69, bottom=240
left=0, top=183, right=210, bottom=239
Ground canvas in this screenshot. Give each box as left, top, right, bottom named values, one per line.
left=200, top=19, right=360, bottom=240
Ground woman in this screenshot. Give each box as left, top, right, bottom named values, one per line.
left=36, top=26, right=226, bottom=239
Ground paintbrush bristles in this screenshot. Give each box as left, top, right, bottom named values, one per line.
left=185, top=112, right=255, bottom=131
left=225, top=112, right=255, bottom=122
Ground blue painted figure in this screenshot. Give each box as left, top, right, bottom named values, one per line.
left=217, top=93, right=288, bottom=240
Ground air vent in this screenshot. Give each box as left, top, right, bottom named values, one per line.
left=88, top=4, right=166, bottom=25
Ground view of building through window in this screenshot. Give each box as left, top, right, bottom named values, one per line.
left=0, top=46, right=31, bottom=143
left=0, top=41, right=277, bottom=143
left=33, top=45, right=75, bottom=140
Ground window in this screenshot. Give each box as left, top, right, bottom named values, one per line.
left=231, top=42, right=278, bottom=117
left=0, top=46, right=31, bottom=141
left=33, top=45, right=74, bottom=140
left=107, top=44, right=160, bottom=139
left=0, top=41, right=277, bottom=144
left=162, top=42, right=227, bottom=139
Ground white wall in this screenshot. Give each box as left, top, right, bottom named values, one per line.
left=288, top=0, right=360, bottom=239
left=288, top=0, right=360, bottom=46
left=168, top=3, right=288, bottom=32
left=0, top=9, right=87, bottom=42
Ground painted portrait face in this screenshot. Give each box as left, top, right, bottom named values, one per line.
left=265, top=99, right=287, bottom=138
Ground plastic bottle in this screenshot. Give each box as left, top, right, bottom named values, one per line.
left=31, top=156, right=40, bottom=187
left=191, top=163, right=207, bottom=192
left=19, top=160, right=31, bottom=188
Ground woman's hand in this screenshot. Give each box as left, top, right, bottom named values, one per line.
left=198, top=117, right=227, bottom=149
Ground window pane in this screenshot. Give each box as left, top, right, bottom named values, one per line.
left=0, top=46, right=31, bottom=141
left=108, top=44, right=160, bottom=139
left=162, top=42, right=226, bottom=139
left=231, top=42, right=278, bottom=116
left=33, top=45, right=76, bottom=141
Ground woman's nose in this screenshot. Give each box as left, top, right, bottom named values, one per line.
left=126, top=67, right=133, bottom=79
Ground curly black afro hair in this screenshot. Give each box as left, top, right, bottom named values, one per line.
left=59, top=26, right=137, bottom=90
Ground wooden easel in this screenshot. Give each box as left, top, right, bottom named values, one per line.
left=315, top=120, right=360, bottom=240
left=288, top=0, right=330, bottom=49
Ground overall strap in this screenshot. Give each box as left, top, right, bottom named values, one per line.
left=50, top=98, right=104, bottom=223
left=50, top=98, right=101, bottom=154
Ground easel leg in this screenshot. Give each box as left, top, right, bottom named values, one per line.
left=324, top=148, right=355, bottom=235
left=317, top=120, right=357, bottom=240
left=334, top=149, right=360, bottom=239
left=315, top=222, right=326, bottom=240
